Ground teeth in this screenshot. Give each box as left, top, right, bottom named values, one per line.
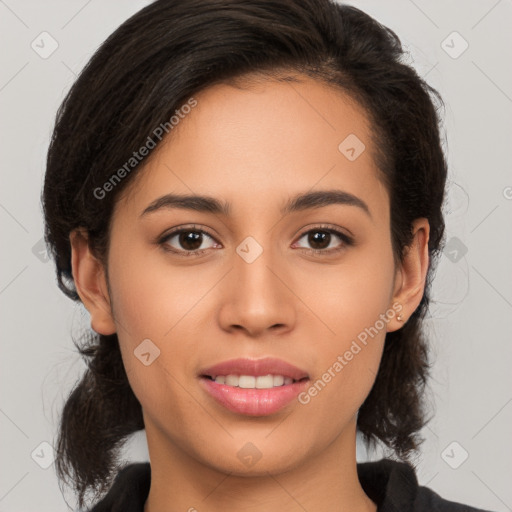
left=212, top=374, right=296, bottom=388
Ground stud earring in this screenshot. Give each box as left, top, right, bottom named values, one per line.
left=397, top=313, right=404, bottom=322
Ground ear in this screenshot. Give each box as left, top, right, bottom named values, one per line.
left=387, top=218, right=430, bottom=332
left=69, top=229, right=116, bottom=335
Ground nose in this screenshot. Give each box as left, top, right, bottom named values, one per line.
left=217, top=241, right=297, bottom=338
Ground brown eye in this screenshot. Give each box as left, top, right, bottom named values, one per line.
left=306, top=230, right=332, bottom=250
left=160, top=228, right=219, bottom=255
left=177, top=231, right=204, bottom=251
left=293, top=227, right=353, bottom=254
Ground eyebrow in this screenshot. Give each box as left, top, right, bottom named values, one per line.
left=140, top=189, right=371, bottom=219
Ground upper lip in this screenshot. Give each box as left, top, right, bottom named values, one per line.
left=199, top=357, right=309, bottom=381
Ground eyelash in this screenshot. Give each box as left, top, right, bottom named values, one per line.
left=157, top=224, right=354, bottom=258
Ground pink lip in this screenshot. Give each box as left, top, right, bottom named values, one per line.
left=199, top=377, right=310, bottom=416
left=199, top=357, right=309, bottom=381
left=198, top=357, right=310, bottom=416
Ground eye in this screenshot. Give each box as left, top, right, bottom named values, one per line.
left=159, top=225, right=220, bottom=256
left=292, top=225, right=353, bottom=255
left=157, top=224, right=353, bottom=258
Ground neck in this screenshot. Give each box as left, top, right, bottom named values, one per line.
left=143, top=418, right=377, bottom=512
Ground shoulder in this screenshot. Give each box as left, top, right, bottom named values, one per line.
left=414, top=485, right=494, bottom=512
left=88, top=462, right=151, bottom=512
left=357, top=458, right=496, bottom=512
left=88, top=458, right=496, bottom=512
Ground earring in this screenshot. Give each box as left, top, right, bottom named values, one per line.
left=397, top=313, right=404, bottom=322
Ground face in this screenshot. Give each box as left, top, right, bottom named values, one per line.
left=92, top=75, right=407, bottom=475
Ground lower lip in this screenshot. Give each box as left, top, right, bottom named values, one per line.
left=199, top=377, right=310, bottom=416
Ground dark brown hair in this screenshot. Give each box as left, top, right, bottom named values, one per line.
left=43, top=0, right=447, bottom=508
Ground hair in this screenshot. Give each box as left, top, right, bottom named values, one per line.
left=43, top=0, right=447, bottom=508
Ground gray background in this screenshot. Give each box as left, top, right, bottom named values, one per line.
left=1, top=0, right=511, bottom=510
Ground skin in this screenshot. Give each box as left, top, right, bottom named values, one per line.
left=70, top=74, right=429, bottom=512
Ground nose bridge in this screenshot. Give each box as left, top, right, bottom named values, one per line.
left=217, top=232, right=296, bottom=334
left=233, top=233, right=283, bottom=302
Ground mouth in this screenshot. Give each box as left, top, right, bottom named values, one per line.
left=199, top=374, right=309, bottom=417
left=198, top=357, right=310, bottom=416
left=200, top=374, right=309, bottom=389
left=198, top=356, right=310, bottom=385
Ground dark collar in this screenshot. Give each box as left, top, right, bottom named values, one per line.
left=89, top=458, right=490, bottom=512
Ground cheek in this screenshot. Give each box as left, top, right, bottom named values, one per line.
left=295, top=240, right=395, bottom=417
left=295, top=293, right=389, bottom=434
left=105, top=245, right=217, bottom=418
left=107, top=242, right=216, bottom=340
left=297, top=232, right=395, bottom=343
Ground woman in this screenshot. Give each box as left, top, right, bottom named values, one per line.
left=42, top=0, right=494, bottom=511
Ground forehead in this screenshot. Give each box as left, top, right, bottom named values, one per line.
left=116, top=74, right=387, bottom=218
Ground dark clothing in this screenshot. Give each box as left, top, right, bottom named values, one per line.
left=89, top=458, right=494, bottom=511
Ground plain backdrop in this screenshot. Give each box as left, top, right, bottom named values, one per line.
left=0, top=0, right=511, bottom=510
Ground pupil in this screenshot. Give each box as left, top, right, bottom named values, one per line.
left=180, top=231, right=202, bottom=250
left=309, top=231, right=330, bottom=249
